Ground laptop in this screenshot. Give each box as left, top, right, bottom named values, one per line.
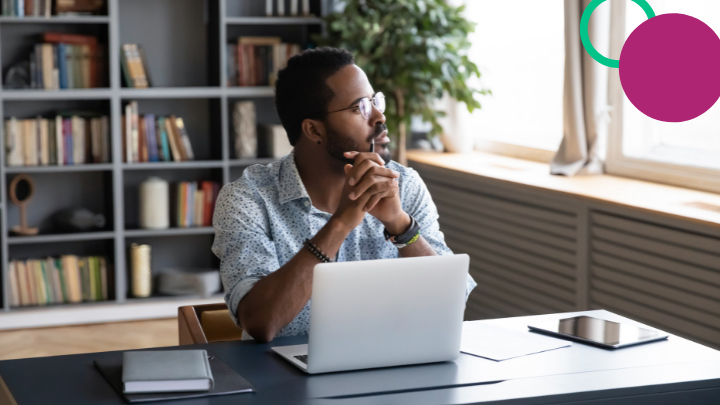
left=272, top=254, right=469, bottom=374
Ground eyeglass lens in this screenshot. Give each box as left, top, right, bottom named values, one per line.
left=359, top=93, right=386, bottom=119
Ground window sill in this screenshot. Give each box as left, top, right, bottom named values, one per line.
left=407, top=150, right=720, bottom=228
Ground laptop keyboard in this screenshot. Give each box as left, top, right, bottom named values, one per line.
left=294, top=355, right=308, bottom=364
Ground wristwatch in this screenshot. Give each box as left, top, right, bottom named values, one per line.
left=384, top=215, right=421, bottom=248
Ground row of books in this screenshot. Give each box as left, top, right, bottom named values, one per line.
left=8, top=255, right=109, bottom=307
left=228, top=37, right=301, bottom=87
left=264, top=0, right=312, bottom=17
left=29, top=32, right=105, bottom=89
left=1, top=0, right=105, bottom=16
left=122, top=101, right=195, bottom=163
left=4, top=114, right=110, bottom=167
left=176, top=181, right=220, bottom=228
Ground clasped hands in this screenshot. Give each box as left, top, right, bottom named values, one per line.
left=332, top=151, right=411, bottom=236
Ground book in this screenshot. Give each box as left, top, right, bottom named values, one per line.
left=138, top=115, right=148, bottom=162
left=169, top=115, right=188, bottom=161
left=123, top=350, right=213, bottom=393
left=55, top=258, right=69, bottom=303
left=164, top=116, right=182, bottom=162
left=130, top=101, right=140, bottom=162
left=156, top=116, right=171, bottom=162
left=145, top=114, right=159, bottom=162
left=100, top=257, right=108, bottom=300
left=175, top=117, right=194, bottom=161
left=17, top=262, right=30, bottom=306
left=9, top=262, right=20, bottom=307
left=121, top=44, right=150, bottom=88
left=94, top=350, right=253, bottom=402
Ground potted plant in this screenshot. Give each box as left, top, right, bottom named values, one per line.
left=313, top=0, right=488, bottom=164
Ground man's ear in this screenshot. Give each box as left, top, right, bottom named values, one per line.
left=301, top=118, right=325, bottom=145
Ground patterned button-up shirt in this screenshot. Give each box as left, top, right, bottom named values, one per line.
left=211, top=151, right=476, bottom=339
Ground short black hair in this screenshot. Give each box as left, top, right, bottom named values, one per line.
left=275, top=47, right=355, bottom=146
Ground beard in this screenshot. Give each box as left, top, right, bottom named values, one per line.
left=325, top=122, right=392, bottom=165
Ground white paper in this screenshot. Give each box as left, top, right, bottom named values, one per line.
left=461, top=323, right=571, bottom=361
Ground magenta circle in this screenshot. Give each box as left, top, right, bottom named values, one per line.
left=620, top=13, right=720, bottom=122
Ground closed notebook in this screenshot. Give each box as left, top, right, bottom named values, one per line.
left=94, top=350, right=253, bottom=403
left=122, top=350, right=213, bottom=394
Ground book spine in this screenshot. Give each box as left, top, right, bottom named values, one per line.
left=9, top=262, right=20, bottom=307
left=145, top=114, right=158, bottom=162
left=131, top=101, right=139, bottom=162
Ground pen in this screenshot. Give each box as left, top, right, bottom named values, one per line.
left=370, top=138, right=375, bottom=153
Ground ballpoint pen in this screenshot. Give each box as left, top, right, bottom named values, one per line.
left=370, top=138, right=375, bottom=153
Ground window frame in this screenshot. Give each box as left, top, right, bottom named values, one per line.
left=604, top=0, right=720, bottom=194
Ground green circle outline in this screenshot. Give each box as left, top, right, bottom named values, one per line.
left=581, top=0, right=656, bottom=68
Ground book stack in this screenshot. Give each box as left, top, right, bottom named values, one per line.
left=8, top=255, right=110, bottom=307
left=28, top=32, right=105, bottom=89
left=122, top=101, right=195, bottom=163
left=1, top=0, right=105, bottom=16
left=227, top=37, right=301, bottom=87
left=4, top=114, right=110, bottom=166
left=175, top=181, right=220, bottom=228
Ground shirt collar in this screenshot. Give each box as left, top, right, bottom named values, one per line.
left=278, top=150, right=311, bottom=205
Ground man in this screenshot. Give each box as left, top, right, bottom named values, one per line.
left=212, top=47, right=476, bottom=343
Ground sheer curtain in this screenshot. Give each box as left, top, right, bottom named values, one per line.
left=550, top=0, right=612, bottom=176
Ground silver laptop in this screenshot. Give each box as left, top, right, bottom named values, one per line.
left=272, top=254, right=469, bottom=374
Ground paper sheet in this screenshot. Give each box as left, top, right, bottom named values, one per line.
left=461, top=323, right=572, bottom=361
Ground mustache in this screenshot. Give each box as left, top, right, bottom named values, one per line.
left=368, top=124, right=388, bottom=141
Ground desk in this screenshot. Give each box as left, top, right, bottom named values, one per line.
left=2, top=310, right=720, bottom=404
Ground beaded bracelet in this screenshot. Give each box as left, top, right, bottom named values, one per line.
left=304, top=239, right=334, bottom=263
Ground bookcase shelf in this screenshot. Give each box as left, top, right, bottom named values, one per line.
left=122, top=161, right=224, bottom=170
left=5, top=163, right=114, bottom=173
left=1, top=89, right=114, bottom=100
left=225, top=16, right=323, bottom=25
left=0, top=16, right=110, bottom=24
left=0, top=0, right=329, bottom=323
left=7, top=231, right=116, bottom=245
left=124, top=227, right=215, bottom=238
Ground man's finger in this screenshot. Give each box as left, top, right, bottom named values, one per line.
left=348, top=161, right=398, bottom=187
left=350, top=177, right=393, bottom=200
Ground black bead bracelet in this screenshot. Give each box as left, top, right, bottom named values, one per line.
left=304, top=239, right=334, bottom=263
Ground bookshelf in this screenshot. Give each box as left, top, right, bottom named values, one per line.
left=0, top=0, right=328, bottom=328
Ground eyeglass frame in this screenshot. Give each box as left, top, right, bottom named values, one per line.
left=326, top=92, right=386, bottom=120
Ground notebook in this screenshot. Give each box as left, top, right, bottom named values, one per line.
left=122, top=350, right=213, bottom=393
left=94, top=350, right=253, bottom=403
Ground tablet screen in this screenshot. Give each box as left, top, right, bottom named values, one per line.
left=533, top=316, right=664, bottom=346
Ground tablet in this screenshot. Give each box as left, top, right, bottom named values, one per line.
left=528, top=315, right=669, bottom=349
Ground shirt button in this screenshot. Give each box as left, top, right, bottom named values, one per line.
left=304, top=201, right=310, bottom=207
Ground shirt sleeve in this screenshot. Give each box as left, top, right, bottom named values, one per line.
left=211, top=179, right=280, bottom=328
left=400, top=167, right=478, bottom=301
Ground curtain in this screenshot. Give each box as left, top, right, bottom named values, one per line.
left=551, top=0, right=612, bottom=176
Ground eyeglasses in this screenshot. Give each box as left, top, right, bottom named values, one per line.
left=327, top=92, right=386, bottom=120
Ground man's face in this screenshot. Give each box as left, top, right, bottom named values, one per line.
left=322, top=65, right=391, bottom=165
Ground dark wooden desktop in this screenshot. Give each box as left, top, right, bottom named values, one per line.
left=2, top=310, right=720, bottom=404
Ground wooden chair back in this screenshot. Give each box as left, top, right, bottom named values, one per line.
left=178, top=302, right=244, bottom=345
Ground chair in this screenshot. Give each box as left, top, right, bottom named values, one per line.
left=178, top=303, right=244, bottom=345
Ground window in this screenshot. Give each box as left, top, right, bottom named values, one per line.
left=607, top=0, right=720, bottom=192
left=461, top=0, right=564, bottom=160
